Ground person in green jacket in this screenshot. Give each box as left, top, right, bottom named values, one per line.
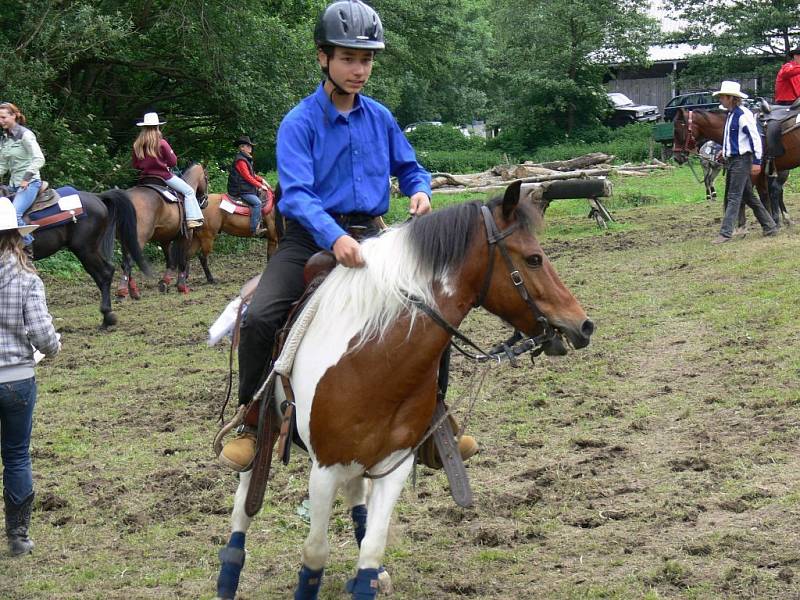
left=0, top=103, right=46, bottom=247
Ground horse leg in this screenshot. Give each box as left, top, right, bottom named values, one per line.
left=74, top=247, right=117, bottom=328
left=343, top=478, right=393, bottom=595
left=116, top=252, right=133, bottom=299
left=159, top=242, right=175, bottom=293
left=295, top=462, right=345, bottom=600
left=348, top=455, right=413, bottom=599
left=216, top=470, right=254, bottom=600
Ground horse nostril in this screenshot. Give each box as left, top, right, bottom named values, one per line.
left=581, top=319, right=595, bottom=338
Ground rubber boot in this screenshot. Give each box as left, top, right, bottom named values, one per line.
left=294, top=564, right=324, bottom=600
left=4, top=490, right=34, bottom=556
left=216, top=531, right=246, bottom=599
left=346, top=568, right=379, bottom=600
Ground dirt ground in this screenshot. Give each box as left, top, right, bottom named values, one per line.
left=2, top=188, right=799, bottom=599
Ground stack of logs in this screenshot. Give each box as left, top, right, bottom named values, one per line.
left=427, top=152, right=672, bottom=195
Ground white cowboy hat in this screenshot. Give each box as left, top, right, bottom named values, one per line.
left=0, top=197, right=38, bottom=235
left=712, top=81, right=749, bottom=99
left=136, top=112, right=166, bottom=127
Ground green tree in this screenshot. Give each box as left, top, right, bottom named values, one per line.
left=665, top=0, right=800, bottom=95
left=488, top=0, right=657, bottom=152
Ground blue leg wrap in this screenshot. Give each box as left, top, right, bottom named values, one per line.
left=216, top=532, right=246, bottom=600
left=351, top=504, right=368, bottom=547
left=294, top=564, right=325, bottom=600
left=346, top=568, right=380, bottom=600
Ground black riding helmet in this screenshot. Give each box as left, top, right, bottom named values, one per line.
left=314, top=0, right=385, bottom=51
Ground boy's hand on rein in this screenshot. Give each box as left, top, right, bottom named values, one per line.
left=409, top=192, right=431, bottom=216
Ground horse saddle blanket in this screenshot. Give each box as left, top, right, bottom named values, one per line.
left=139, top=177, right=182, bottom=204
left=23, top=187, right=85, bottom=231
left=220, top=193, right=274, bottom=217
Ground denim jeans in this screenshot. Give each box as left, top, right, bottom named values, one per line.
left=239, top=193, right=262, bottom=234
left=720, top=154, right=776, bottom=238
left=11, top=180, right=40, bottom=246
left=165, top=175, right=204, bottom=221
left=0, top=378, right=37, bottom=505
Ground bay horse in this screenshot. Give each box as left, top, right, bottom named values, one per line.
left=672, top=107, right=792, bottom=225
left=214, top=180, right=594, bottom=599
left=0, top=185, right=148, bottom=327
left=117, top=163, right=208, bottom=297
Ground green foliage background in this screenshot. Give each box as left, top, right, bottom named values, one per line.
left=0, top=0, right=661, bottom=189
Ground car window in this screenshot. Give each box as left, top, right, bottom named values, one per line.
left=608, top=93, right=633, bottom=107
left=684, top=94, right=702, bottom=105
left=666, top=97, right=680, bottom=108
left=699, top=93, right=715, bottom=104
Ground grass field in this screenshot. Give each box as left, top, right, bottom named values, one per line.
left=3, top=165, right=800, bottom=599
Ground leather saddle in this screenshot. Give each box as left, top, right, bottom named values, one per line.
left=757, top=97, right=800, bottom=159
left=220, top=190, right=275, bottom=218
left=0, top=181, right=62, bottom=215
left=137, top=176, right=209, bottom=209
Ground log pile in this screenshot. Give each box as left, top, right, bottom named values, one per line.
left=419, top=153, right=672, bottom=195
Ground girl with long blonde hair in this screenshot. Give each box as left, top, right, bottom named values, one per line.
left=131, top=113, right=204, bottom=228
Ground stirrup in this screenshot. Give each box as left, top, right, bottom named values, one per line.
left=213, top=405, right=247, bottom=457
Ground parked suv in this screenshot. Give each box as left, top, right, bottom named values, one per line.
left=663, top=91, right=718, bottom=122
left=605, top=93, right=660, bottom=127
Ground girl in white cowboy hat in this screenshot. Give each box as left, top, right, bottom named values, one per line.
left=0, top=197, right=60, bottom=557
left=711, top=81, right=778, bottom=244
left=132, top=112, right=204, bottom=228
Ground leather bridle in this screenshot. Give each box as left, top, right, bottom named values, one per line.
left=673, top=109, right=699, bottom=156
left=406, top=203, right=559, bottom=363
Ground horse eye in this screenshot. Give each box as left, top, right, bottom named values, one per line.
left=525, top=254, right=543, bottom=269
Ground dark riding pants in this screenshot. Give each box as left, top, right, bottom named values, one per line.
left=720, top=154, right=776, bottom=238
left=237, top=217, right=379, bottom=405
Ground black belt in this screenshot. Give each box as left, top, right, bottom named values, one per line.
left=332, top=212, right=377, bottom=227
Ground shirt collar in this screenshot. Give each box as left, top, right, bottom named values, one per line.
left=314, top=82, right=363, bottom=123
left=3, top=124, right=25, bottom=141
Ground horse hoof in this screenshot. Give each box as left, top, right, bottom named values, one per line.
left=129, top=282, right=141, bottom=300
left=378, top=568, right=393, bottom=595
left=102, top=313, right=118, bottom=328
left=115, top=288, right=128, bottom=299
left=177, top=284, right=190, bottom=294
left=158, top=280, right=169, bottom=293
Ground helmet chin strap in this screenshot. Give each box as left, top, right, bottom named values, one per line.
left=321, top=63, right=349, bottom=98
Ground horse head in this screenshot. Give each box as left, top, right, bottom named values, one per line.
left=475, top=180, right=594, bottom=354
left=672, top=107, right=698, bottom=164
left=183, top=162, right=208, bottom=203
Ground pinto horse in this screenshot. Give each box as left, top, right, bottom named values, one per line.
left=214, top=181, right=594, bottom=600
left=0, top=185, right=148, bottom=327
left=672, top=107, right=792, bottom=226
left=117, top=163, right=208, bottom=297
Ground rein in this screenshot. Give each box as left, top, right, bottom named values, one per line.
left=365, top=203, right=559, bottom=479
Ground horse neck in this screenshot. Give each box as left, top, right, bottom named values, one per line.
left=696, top=113, right=724, bottom=145
left=182, top=165, right=202, bottom=191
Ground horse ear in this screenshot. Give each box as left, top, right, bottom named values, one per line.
left=502, top=180, right=522, bottom=218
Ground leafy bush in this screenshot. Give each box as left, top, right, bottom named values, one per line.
left=405, top=124, right=486, bottom=152
left=416, top=149, right=503, bottom=174
left=525, top=122, right=653, bottom=164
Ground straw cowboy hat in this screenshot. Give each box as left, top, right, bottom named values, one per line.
left=712, top=81, right=749, bottom=99
left=0, top=197, right=38, bottom=235
left=136, top=112, right=166, bottom=127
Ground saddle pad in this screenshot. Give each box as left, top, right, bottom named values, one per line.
left=221, top=194, right=273, bottom=217
left=25, top=195, right=86, bottom=231
left=141, top=184, right=179, bottom=202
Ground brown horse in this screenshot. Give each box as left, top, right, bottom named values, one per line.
left=672, top=107, right=792, bottom=225
left=214, top=180, right=594, bottom=599
left=188, top=191, right=280, bottom=284
left=116, top=163, right=208, bottom=297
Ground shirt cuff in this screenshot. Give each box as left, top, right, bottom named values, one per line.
left=753, top=158, right=761, bottom=165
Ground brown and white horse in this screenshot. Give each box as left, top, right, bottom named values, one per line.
left=672, top=107, right=792, bottom=225
left=116, top=163, right=208, bottom=296
left=215, top=181, right=594, bottom=599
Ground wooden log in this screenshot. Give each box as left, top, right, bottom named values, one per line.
left=534, top=153, right=614, bottom=171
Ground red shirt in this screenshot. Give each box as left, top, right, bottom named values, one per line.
left=131, top=139, right=178, bottom=180
left=234, top=158, right=264, bottom=188
left=774, top=62, right=800, bottom=103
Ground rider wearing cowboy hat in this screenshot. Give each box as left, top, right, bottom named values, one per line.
left=132, top=112, right=204, bottom=228
left=227, top=135, right=270, bottom=235
left=220, top=0, right=478, bottom=472
left=774, top=46, right=800, bottom=105
left=711, top=81, right=778, bottom=244
left=0, top=197, right=60, bottom=557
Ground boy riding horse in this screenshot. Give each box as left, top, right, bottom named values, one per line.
left=219, top=0, right=478, bottom=471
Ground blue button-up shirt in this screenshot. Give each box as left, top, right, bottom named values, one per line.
left=277, top=83, right=432, bottom=250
